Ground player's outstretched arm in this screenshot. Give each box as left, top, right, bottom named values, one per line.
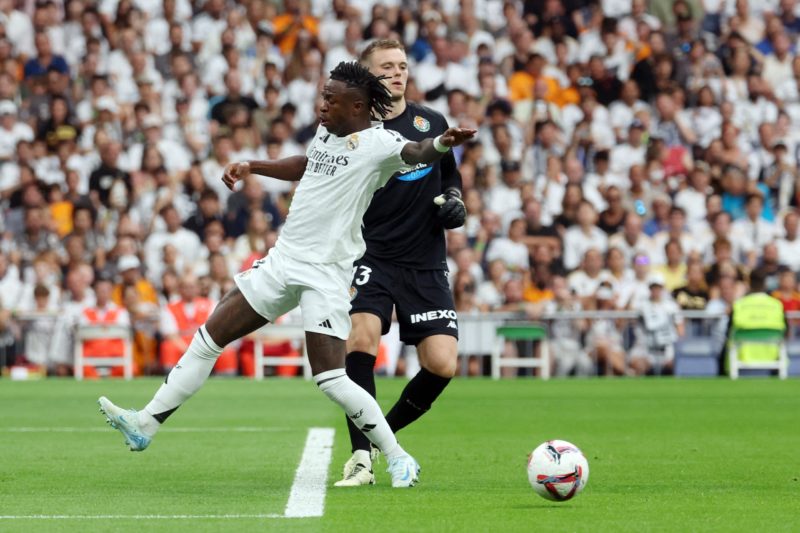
left=400, top=127, right=476, bottom=166
left=222, top=156, right=308, bottom=190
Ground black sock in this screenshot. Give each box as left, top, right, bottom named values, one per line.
left=344, top=351, right=376, bottom=453
left=385, top=367, right=451, bottom=433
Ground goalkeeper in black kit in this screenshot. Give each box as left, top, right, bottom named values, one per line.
left=336, top=40, right=467, bottom=486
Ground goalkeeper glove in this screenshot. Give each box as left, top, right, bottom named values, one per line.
left=433, top=188, right=466, bottom=229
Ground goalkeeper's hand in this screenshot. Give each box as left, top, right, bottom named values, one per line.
left=433, top=188, right=466, bottom=229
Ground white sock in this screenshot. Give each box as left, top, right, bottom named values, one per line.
left=143, top=325, right=222, bottom=429
left=314, top=369, right=406, bottom=460
left=352, top=448, right=371, bottom=467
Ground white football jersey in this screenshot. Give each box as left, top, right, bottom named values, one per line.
left=275, top=123, right=412, bottom=263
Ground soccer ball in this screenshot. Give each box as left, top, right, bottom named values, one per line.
left=527, top=439, right=589, bottom=501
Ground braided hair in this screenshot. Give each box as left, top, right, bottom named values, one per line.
left=329, top=61, right=393, bottom=119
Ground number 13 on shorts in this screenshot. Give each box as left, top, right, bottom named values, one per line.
left=353, top=265, right=372, bottom=285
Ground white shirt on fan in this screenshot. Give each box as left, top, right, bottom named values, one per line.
left=276, top=123, right=413, bottom=264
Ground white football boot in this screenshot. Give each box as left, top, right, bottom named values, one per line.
left=97, top=396, right=154, bottom=451
left=386, top=453, right=420, bottom=488
left=334, top=449, right=375, bottom=487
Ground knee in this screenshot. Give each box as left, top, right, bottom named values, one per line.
left=421, top=349, right=458, bottom=378
left=347, top=323, right=381, bottom=354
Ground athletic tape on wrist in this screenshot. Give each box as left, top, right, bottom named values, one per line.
left=433, top=135, right=450, bottom=153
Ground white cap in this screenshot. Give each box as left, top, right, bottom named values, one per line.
left=0, top=100, right=17, bottom=115
left=648, top=273, right=666, bottom=287
left=117, top=255, right=141, bottom=272
left=95, top=96, right=119, bottom=114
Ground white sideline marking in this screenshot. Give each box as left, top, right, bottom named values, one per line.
left=1, top=427, right=292, bottom=433
left=0, top=426, right=336, bottom=521
left=283, top=427, right=335, bottom=518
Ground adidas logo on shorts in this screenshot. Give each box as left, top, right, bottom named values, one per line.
left=318, top=319, right=332, bottom=329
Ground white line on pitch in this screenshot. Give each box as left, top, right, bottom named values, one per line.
left=0, top=514, right=284, bottom=520
left=283, top=427, right=334, bottom=518
left=0, top=427, right=292, bottom=433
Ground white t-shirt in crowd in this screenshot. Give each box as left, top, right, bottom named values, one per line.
left=562, top=226, right=608, bottom=271
left=485, top=238, right=530, bottom=271
left=0, top=122, right=34, bottom=160
left=567, top=270, right=605, bottom=298
left=776, top=236, right=800, bottom=271
left=276, top=123, right=412, bottom=264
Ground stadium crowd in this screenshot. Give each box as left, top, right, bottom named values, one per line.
left=1, top=0, right=800, bottom=377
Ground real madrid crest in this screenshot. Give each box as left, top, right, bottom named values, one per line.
left=413, top=115, right=431, bottom=132
left=347, top=133, right=359, bottom=150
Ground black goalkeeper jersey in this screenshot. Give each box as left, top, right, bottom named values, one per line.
left=360, top=102, right=462, bottom=270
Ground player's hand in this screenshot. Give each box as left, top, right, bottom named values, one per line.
left=433, top=188, right=466, bottom=229
left=439, top=127, right=477, bottom=148
left=222, top=161, right=250, bottom=190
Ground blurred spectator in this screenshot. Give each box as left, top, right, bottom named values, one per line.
left=24, top=33, right=69, bottom=82
left=609, top=212, right=654, bottom=264
left=210, top=69, right=259, bottom=127
left=631, top=273, right=684, bottom=375
left=0, top=252, right=22, bottom=311
left=273, top=0, right=319, bottom=56
left=542, top=276, right=593, bottom=376
left=485, top=218, right=529, bottom=273
left=231, top=210, right=271, bottom=270
left=0, top=101, right=34, bottom=162
left=112, top=254, right=157, bottom=307
left=620, top=252, right=653, bottom=310
left=567, top=248, right=606, bottom=303
left=653, top=238, right=687, bottom=291
left=643, top=193, right=671, bottom=236
left=159, top=273, right=237, bottom=374
left=751, top=243, right=783, bottom=293
left=521, top=197, right=560, bottom=255
left=597, top=185, right=627, bottom=234
left=88, top=141, right=131, bottom=210
left=585, top=284, right=628, bottom=376
left=771, top=268, right=800, bottom=313
left=706, top=274, right=738, bottom=354
left=224, top=175, right=282, bottom=239
left=776, top=210, right=800, bottom=271
left=13, top=207, right=62, bottom=271
left=563, top=201, right=607, bottom=271
left=673, top=262, right=710, bottom=310
left=730, top=193, right=779, bottom=263
left=602, top=246, right=634, bottom=293
left=183, top=189, right=223, bottom=239
left=143, top=204, right=200, bottom=280
left=475, top=259, right=509, bottom=311
left=20, top=284, right=61, bottom=372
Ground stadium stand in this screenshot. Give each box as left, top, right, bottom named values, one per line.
left=2, top=0, right=800, bottom=378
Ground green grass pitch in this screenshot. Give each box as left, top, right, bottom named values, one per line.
left=0, top=378, right=798, bottom=532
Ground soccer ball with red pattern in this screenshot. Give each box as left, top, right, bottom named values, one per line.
left=527, top=440, right=589, bottom=501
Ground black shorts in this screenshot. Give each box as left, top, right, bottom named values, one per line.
left=349, top=257, right=458, bottom=345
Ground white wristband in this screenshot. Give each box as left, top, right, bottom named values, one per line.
left=433, top=135, right=450, bottom=153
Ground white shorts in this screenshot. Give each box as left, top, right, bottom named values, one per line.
left=234, top=248, right=353, bottom=340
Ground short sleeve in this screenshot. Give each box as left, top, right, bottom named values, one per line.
left=372, top=128, right=413, bottom=172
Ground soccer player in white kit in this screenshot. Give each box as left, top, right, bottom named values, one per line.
left=97, top=62, right=476, bottom=488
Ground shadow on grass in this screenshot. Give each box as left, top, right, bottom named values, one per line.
left=509, top=503, right=577, bottom=510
